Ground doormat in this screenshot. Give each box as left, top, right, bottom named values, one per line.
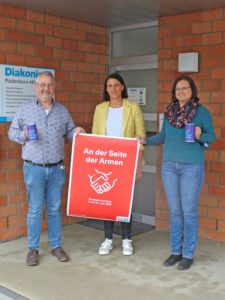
left=78, top=219, right=155, bottom=237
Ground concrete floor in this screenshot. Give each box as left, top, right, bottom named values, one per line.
left=0, top=223, right=225, bottom=300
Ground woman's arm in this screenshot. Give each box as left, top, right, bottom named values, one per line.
left=134, top=104, right=146, bottom=151
left=197, top=107, right=216, bottom=145
left=136, top=149, right=144, bottom=181
left=92, top=106, right=99, bottom=135
left=146, top=118, right=166, bottom=146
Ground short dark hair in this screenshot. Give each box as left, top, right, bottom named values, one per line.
left=171, top=75, right=199, bottom=102
left=103, top=73, right=128, bottom=101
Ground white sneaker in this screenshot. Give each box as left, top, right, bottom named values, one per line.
left=98, top=239, right=113, bottom=255
left=122, top=239, right=133, bottom=256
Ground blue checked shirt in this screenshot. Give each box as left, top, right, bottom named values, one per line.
left=8, top=98, right=76, bottom=164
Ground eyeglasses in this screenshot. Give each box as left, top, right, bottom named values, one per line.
left=36, top=83, right=55, bottom=89
left=175, top=86, right=191, bottom=92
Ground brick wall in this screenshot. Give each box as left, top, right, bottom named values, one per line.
left=0, top=4, right=109, bottom=241
left=1, top=4, right=225, bottom=244
left=157, top=8, right=225, bottom=242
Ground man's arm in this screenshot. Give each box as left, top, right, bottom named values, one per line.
left=65, top=109, right=85, bottom=141
left=8, top=109, right=27, bottom=145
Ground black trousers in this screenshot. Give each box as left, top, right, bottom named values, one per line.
left=104, top=215, right=132, bottom=240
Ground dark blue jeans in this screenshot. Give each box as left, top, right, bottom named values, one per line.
left=161, top=161, right=204, bottom=259
left=104, top=216, right=132, bottom=240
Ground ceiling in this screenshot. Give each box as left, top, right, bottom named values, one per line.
left=1, top=0, right=225, bottom=28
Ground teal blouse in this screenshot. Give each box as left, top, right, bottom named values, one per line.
left=146, top=105, right=215, bottom=164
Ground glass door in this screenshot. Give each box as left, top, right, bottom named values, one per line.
left=119, top=68, right=157, bottom=225
left=110, top=22, right=158, bottom=225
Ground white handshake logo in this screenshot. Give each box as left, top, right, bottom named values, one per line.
left=88, top=169, right=118, bottom=194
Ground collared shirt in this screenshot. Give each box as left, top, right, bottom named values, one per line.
left=8, top=98, right=76, bottom=164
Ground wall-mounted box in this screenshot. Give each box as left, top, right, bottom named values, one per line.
left=178, top=52, right=198, bottom=73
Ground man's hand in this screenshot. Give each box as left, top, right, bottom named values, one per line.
left=75, top=127, right=86, bottom=136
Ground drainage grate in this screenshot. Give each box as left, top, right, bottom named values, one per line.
left=0, top=286, right=29, bottom=300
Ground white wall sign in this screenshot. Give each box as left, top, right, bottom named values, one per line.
left=0, top=64, right=54, bottom=122
left=159, top=113, right=164, bottom=131
left=127, top=87, right=146, bottom=105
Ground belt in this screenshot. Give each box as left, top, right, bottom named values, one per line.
left=24, top=160, right=63, bottom=167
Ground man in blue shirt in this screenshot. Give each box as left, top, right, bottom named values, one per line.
left=9, top=71, right=85, bottom=266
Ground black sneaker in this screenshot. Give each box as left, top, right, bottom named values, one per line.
left=163, top=254, right=182, bottom=267
left=177, top=257, right=193, bottom=270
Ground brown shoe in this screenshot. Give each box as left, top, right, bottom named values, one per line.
left=51, top=247, right=70, bottom=262
left=26, top=249, right=39, bottom=266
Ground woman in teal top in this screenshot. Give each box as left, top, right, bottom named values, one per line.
left=146, top=75, right=215, bottom=270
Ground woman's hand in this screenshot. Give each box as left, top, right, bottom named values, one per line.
left=138, top=137, right=146, bottom=145
left=195, top=126, right=202, bottom=140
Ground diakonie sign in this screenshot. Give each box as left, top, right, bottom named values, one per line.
left=0, top=64, right=54, bottom=122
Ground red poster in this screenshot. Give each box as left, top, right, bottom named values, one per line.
left=67, top=134, right=139, bottom=222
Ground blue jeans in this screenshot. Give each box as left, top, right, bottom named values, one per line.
left=161, top=161, right=204, bottom=259
left=23, top=161, right=66, bottom=249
